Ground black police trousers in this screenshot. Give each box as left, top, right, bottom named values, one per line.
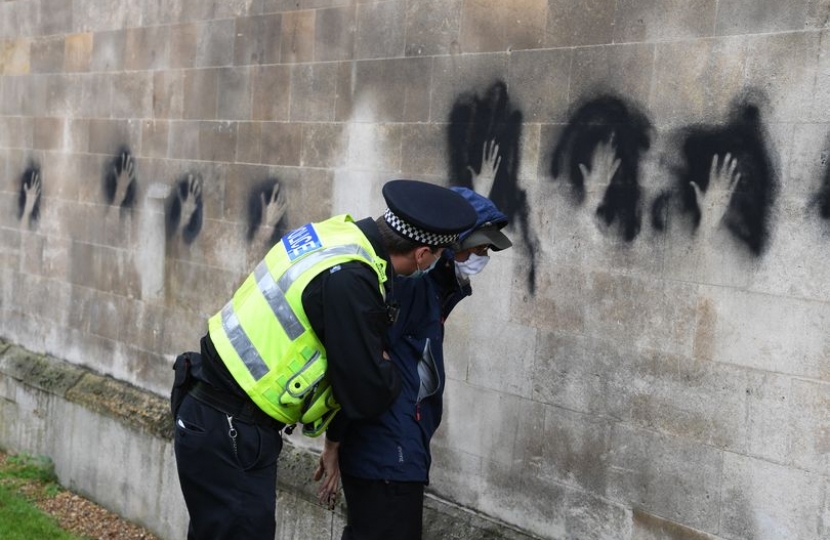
left=174, top=393, right=283, bottom=540
left=340, top=474, right=425, bottom=540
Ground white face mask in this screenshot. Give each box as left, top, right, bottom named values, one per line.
left=455, top=253, right=490, bottom=277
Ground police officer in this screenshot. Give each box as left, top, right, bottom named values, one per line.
left=171, top=179, right=477, bottom=540
left=327, top=187, right=512, bottom=540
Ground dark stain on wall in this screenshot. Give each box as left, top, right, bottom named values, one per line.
left=17, top=164, right=42, bottom=224
left=246, top=178, right=288, bottom=245
left=166, top=172, right=203, bottom=244
left=652, top=100, right=778, bottom=256
left=550, top=94, right=652, bottom=242
left=650, top=190, right=673, bottom=233
left=447, top=80, right=538, bottom=293
left=103, top=147, right=137, bottom=209
left=816, top=163, right=830, bottom=220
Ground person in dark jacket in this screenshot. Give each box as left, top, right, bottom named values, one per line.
left=320, top=187, right=512, bottom=540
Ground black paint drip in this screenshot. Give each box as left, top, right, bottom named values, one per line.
left=816, top=161, right=830, bottom=220
left=448, top=80, right=538, bottom=293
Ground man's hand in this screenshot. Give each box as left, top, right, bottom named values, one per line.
left=313, top=438, right=341, bottom=509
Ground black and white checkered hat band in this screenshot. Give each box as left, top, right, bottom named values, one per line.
left=383, top=208, right=458, bottom=246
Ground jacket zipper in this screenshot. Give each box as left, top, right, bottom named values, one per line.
left=416, top=338, right=439, bottom=422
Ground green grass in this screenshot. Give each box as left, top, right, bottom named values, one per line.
left=0, top=453, right=85, bottom=540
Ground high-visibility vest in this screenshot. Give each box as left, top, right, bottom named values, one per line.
left=208, top=215, right=388, bottom=436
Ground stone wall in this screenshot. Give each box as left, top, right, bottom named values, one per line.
left=1, top=1, right=829, bottom=539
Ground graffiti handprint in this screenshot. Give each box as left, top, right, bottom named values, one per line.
left=261, top=183, right=288, bottom=231
left=104, top=150, right=137, bottom=209
left=247, top=179, right=289, bottom=248
left=551, top=95, right=651, bottom=242
left=467, top=139, right=502, bottom=197
left=113, top=153, right=135, bottom=207
left=576, top=134, right=623, bottom=232
left=690, top=153, right=741, bottom=239
left=18, top=167, right=41, bottom=227
left=167, top=173, right=204, bottom=244
left=180, top=174, right=201, bottom=228
left=651, top=101, right=776, bottom=255
left=578, top=134, right=621, bottom=188
left=448, top=81, right=539, bottom=293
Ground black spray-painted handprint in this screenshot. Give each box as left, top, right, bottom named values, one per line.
left=551, top=94, right=651, bottom=242
left=448, top=81, right=540, bottom=293
left=104, top=149, right=137, bottom=209
left=652, top=99, right=777, bottom=256
left=166, top=173, right=203, bottom=244
left=18, top=167, right=41, bottom=227
left=689, top=154, right=742, bottom=240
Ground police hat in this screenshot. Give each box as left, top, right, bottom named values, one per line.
left=382, top=180, right=477, bottom=247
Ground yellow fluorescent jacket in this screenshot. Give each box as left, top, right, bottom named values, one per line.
left=208, top=215, right=388, bottom=437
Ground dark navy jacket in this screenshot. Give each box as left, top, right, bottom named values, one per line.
left=338, top=256, right=470, bottom=483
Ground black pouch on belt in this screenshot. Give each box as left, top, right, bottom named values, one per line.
left=171, top=351, right=199, bottom=417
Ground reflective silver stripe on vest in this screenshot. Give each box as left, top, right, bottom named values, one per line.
left=222, top=243, right=377, bottom=381
left=221, top=302, right=269, bottom=380
left=255, top=261, right=305, bottom=341
left=277, top=244, right=374, bottom=292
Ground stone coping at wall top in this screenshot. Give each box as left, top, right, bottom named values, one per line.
left=0, top=337, right=173, bottom=440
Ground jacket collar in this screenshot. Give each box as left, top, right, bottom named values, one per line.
left=354, top=217, right=394, bottom=287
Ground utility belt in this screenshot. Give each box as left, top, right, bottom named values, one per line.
left=190, top=381, right=285, bottom=431
left=171, top=351, right=284, bottom=431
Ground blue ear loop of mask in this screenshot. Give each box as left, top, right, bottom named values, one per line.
left=422, top=255, right=439, bottom=273
left=404, top=249, right=439, bottom=279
